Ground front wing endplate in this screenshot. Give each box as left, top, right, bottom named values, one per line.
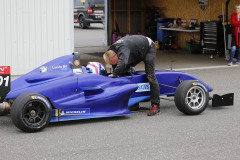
left=212, top=93, right=234, bottom=107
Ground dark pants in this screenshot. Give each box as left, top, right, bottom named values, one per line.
left=143, top=42, right=160, bottom=106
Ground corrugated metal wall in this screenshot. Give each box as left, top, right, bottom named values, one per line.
left=0, top=0, right=74, bottom=75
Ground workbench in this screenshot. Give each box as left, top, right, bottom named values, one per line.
left=159, top=27, right=200, bottom=42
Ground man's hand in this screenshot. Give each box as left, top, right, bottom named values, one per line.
left=108, top=74, right=116, bottom=78
left=69, top=61, right=73, bottom=66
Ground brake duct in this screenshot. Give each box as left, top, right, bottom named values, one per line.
left=0, top=102, right=11, bottom=116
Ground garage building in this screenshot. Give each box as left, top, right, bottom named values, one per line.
left=0, top=0, right=239, bottom=75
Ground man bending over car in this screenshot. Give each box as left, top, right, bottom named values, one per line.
left=103, top=35, right=160, bottom=116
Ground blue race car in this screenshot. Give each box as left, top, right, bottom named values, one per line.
left=0, top=53, right=233, bottom=132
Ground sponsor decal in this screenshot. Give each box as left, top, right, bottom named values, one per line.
left=136, top=83, right=150, bottom=92
left=41, top=122, right=47, bottom=127
left=0, top=66, right=10, bottom=103
left=0, top=66, right=10, bottom=74
left=52, top=65, right=68, bottom=70
left=74, top=60, right=80, bottom=66
left=31, top=96, right=50, bottom=108
left=192, top=82, right=208, bottom=92
left=59, top=108, right=90, bottom=116
left=40, top=66, right=49, bottom=73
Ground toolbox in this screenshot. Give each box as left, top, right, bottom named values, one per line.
left=200, top=21, right=224, bottom=55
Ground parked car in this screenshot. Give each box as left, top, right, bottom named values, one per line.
left=74, top=0, right=104, bottom=29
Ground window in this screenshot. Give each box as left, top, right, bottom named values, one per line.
left=74, top=0, right=86, bottom=8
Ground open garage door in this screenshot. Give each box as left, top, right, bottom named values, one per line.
left=74, top=0, right=108, bottom=47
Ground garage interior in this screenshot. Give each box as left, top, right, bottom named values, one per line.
left=109, top=0, right=238, bottom=54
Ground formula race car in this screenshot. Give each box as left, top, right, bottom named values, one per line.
left=0, top=52, right=234, bottom=132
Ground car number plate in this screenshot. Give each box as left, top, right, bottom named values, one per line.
left=0, top=66, right=11, bottom=103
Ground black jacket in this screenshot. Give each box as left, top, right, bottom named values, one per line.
left=108, top=35, right=149, bottom=76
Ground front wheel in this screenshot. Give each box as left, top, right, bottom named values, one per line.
left=79, top=16, right=88, bottom=29
left=174, top=80, right=209, bottom=115
left=11, top=93, right=52, bottom=132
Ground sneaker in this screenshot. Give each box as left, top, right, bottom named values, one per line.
left=228, top=62, right=232, bottom=66
left=236, top=61, right=240, bottom=65
left=147, top=104, right=160, bottom=116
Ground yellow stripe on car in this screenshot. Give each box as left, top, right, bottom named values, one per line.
left=56, top=109, right=59, bottom=117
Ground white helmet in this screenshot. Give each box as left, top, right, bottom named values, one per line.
left=86, top=62, right=106, bottom=75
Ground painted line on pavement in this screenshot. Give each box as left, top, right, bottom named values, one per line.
left=174, top=65, right=240, bottom=71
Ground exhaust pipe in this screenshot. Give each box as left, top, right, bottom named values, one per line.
left=0, top=102, right=11, bottom=116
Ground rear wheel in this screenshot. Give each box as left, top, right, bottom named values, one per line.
left=174, top=80, right=209, bottom=115
left=11, top=93, right=52, bottom=132
left=79, top=16, right=88, bottom=29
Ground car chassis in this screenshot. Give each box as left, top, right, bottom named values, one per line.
left=0, top=52, right=234, bottom=132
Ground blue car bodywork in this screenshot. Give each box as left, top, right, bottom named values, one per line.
left=5, top=54, right=213, bottom=123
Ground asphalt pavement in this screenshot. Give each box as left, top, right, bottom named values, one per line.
left=74, top=23, right=105, bottom=47
left=1, top=26, right=240, bottom=160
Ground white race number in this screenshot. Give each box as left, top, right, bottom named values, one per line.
left=0, top=76, right=9, bottom=87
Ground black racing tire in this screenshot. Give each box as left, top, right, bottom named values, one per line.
left=11, top=93, right=52, bottom=132
left=79, top=16, right=88, bottom=29
left=174, top=80, right=209, bottom=115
